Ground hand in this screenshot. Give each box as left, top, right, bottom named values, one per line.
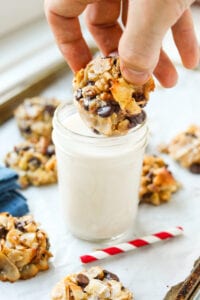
left=45, top=0, right=199, bottom=87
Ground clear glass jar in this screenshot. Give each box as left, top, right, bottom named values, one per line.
left=53, top=103, right=148, bottom=242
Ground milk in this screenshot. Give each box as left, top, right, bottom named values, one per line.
left=53, top=104, right=148, bottom=242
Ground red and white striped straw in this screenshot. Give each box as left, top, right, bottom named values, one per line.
left=80, top=226, right=183, bottom=264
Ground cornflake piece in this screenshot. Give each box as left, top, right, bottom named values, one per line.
left=14, top=97, right=60, bottom=142
left=4, top=138, right=57, bottom=188
left=140, top=155, right=180, bottom=205
left=51, top=266, right=133, bottom=300
left=73, top=56, right=155, bottom=136
left=0, top=213, right=52, bottom=282
left=159, top=125, right=200, bottom=174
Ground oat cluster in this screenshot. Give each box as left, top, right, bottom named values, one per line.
left=51, top=266, right=133, bottom=300
left=73, top=56, right=155, bottom=136
left=5, top=138, right=57, bottom=188
left=140, top=155, right=179, bottom=205
left=0, top=213, right=52, bottom=282
left=159, top=125, right=200, bottom=174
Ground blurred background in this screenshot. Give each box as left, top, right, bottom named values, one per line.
left=0, top=0, right=199, bottom=123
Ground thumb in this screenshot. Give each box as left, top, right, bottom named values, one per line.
left=119, top=0, right=193, bottom=84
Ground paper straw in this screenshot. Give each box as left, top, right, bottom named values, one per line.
left=80, top=226, right=183, bottom=264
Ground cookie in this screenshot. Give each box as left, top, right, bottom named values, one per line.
left=139, top=155, right=179, bottom=205
left=73, top=56, right=155, bottom=136
left=0, top=213, right=52, bottom=282
left=4, top=138, right=57, bottom=188
left=14, top=97, right=60, bottom=142
left=159, top=125, right=200, bottom=174
left=51, top=266, right=133, bottom=300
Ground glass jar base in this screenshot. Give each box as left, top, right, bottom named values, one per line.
left=71, top=227, right=135, bottom=245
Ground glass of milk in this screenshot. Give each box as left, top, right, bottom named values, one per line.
left=53, top=103, right=148, bottom=242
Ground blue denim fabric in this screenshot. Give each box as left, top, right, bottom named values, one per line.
left=0, top=166, right=29, bottom=216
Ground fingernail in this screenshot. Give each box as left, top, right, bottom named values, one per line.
left=122, top=67, right=150, bottom=84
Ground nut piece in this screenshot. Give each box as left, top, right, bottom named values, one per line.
left=73, top=56, right=155, bottom=136
left=159, top=125, right=200, bottom=174
left=0, top=252, right=20, bottom=282
left=0, top=213, right=52, bottom=282
left=140, top=155, right=180, bottom=205
left=51, top=266, right=133, bottom=300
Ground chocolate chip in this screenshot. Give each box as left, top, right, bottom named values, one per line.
left=87, top=80, right=95, bottom=86
left=103, top=270, right=119, bottom=281
left=0, top=227, right=8, bottom=239
left=185, top=132, right=197, bottom=138
left=141, top=192, right=153, bottom=202
left=46, top=238, right=50, bottom=250
left=21, top=126, right=32, bottom=134
left=147, top=171, right=154, bottom=182
left=15, top=221, right=26, bottom=232
left=76, top=274, right=89, bottom=288
left=113, top=58, right=117, bottom=66
left=83, top=98, right=90, bottom=111
left=110, top=101, right=120, bottom=113
left=132, top=92, right=145, bottom=102
left=189, top=163, right=200, bottom=174
left=128, top=111, right=146, bottom=128
left=46, top=145, right=55, bottom=156
left=93, top=128, right=100, bottom=134
left=28, top=157, right=41, bottom=168
left=97, top=105, right=114, bottom=118
left=75, top=89, right=83, bottom=101
left=44, top=105, right=56, bottom=116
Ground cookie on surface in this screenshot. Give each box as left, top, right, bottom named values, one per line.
left=140, top=155, right=179, bottom=205
left=4, top=138, right=57, bottom=188
left=14, top=97, right=60, bottom=142
left=51, top=266, right=133, bottom=300
left=73, top=56, right=155, bottom=136
left=159, top=125, right=200, bottom=174
left=0, top=213, right=52, bottom=282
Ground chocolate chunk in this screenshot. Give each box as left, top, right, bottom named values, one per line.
left=147, top=171, right=154, bottom=182
left=93, top=128, right=100, bottom=134
left=15, top=221, right=26, bottom=232
left=97, top=105, right=114, bottom=118
left=21, top=126, right=32, bottom=134
left=75, top=89, right=83, bottom=101
left=46, top=145, right=55, bottom=156
left=87, top=80, right=95, bottom=86
left=0, top=227, right=8, bottom=239
left=46, top=238, right=50, bottom=250
left=128, top=111, right=146, bottom=128
left=185, top=132, right=197, bottom=138
left=44, top=105, right=56, bottom=116
left=76, top=274, right=89, bottom=288
left=141, top=192, right=153, bottom=203
left=28, top=157, right=41, bottom=168
left=103, top=270, right=119, bottom=281
left=189, top=163, right=200, bottom=174
left=132, top=92, right=145, bottom=102
left=83, top=98, right=90, bottom=111
left=134, top=111, right=146, bottom=124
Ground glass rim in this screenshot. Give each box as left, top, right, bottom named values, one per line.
left=53, top=102, right=147, bottom=143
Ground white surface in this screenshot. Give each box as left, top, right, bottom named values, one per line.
left=0, top=63, right=200, bottom=300
left=0, top=5, right=200, bottom=298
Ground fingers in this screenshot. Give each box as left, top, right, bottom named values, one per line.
left=118, top=0, right=196, bottom=85
left=85, top=0, right=122, bottom=55
left=122, top=0, right=128, bottom=26
left=44, top=0, right=95, bottom=71
left=172, top=9, right=200, bottom=69
left=153, top=49, right=178, bottom=88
